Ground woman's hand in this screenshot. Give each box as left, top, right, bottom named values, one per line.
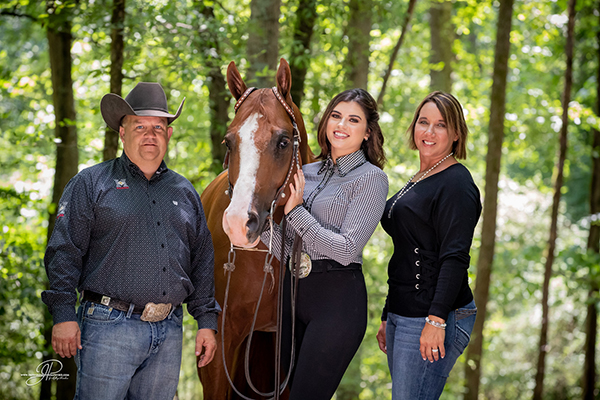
left=419, top=315, right=446, bottom=362
left=376, top=321, right=387, bottom=354
left=284, top=169, right=305, bottom=215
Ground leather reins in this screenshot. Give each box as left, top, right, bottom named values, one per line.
left=220, top=86, right=303, bottom=400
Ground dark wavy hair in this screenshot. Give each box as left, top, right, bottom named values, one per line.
left=407, top=91, right=469, bottom=160
left=316, top=88, right=386, bottom=169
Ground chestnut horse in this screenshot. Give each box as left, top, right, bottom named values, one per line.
left=199, top=59, right=314, bottom=399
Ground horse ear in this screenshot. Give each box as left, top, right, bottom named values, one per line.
left=276, top=58, right=293, bottom=106
left=227, top=61, right=248, bottom=100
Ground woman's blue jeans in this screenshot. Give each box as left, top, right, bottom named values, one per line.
left=386, top=300, right=477, bottom=400
left=74, top=301, right=184, bottom=400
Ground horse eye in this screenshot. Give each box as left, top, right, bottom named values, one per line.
left=278, top=138, right=290, bottom=149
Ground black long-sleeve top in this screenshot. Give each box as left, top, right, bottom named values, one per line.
left=381, top=163, right=481, bottom=321
left=42, top=153, right=220, bottom=330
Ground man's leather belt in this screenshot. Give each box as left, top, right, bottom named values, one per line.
left=82, top=291, right=145, bottom=314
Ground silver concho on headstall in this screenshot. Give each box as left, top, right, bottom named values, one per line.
left=288, top=252, right=312, bottom=279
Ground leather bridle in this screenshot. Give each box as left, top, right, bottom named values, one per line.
left=225, top=86, right=301, bottom=210
left=220, top=86, right=304, bottom=400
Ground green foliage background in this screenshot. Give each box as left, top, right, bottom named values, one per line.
left=1, top=0, right=599, bottom=398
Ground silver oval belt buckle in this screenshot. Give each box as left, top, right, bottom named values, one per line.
left=288, top=252, right=312, bottom=279
left=141, top=302, right=172, bottom=322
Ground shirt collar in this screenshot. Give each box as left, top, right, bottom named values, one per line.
left=318, top=149, right=368, bottom=177
left=119, top=152, right=168, bottom=179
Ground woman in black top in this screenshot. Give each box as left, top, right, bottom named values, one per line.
left=376, top=91, right=481, bottom=399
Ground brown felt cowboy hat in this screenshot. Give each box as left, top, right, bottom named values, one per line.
left=100, top=82, right=185, bottom=132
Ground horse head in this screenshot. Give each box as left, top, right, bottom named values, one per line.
left=222, top=58, right=313, bottom=248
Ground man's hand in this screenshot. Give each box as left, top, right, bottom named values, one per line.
left=195, top=328, right=217, bottom=368
left=52, top=321, right=82, bottom=358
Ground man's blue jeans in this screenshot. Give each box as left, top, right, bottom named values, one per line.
left=386, top=300, right=477, bottom=399
left=74, top=301, right=183, bottom=400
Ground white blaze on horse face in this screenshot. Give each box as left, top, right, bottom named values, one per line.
left=223, top=112, right=262, bottom=247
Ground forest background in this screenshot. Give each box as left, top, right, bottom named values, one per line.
left=1, top=0, right=599, bottom=399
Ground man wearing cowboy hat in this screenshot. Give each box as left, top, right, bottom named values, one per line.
left=42, top=82, right=220, bottom=399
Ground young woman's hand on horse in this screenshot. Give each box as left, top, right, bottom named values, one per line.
left=284, top=169, right=305, bottom=215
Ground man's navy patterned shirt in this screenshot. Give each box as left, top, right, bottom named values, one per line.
left=42, top=153, right=220, bottom=330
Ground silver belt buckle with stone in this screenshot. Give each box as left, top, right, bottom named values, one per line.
left=141, top=302, right=172, bottom=322
left=288, top=252, right=312, bottom=279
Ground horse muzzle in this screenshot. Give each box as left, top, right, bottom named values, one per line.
left=222, top=208, right=264, bottom=248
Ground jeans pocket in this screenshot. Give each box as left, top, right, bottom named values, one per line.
left=82, top=302, right=125, bottom=325
left=453, top=311, right=476, bottom=352
left=169, top=306, right=184, bottom=326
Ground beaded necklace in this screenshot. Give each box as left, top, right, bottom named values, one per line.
left=387, top=152, right=454, bottom=218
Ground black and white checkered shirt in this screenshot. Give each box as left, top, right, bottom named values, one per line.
left=264, top=150, right=388, bottom=266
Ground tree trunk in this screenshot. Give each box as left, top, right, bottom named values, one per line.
left=103, top=0, right=126, bottom=161
left=345, top=0, right=371, bottom=89
left=463, top=0, right=514, bottom=399
left=39, top=309, right=53, bottom=400
left=376, top=0, right=417, bottom=107
left=196, top=2, right=230, bottom=174
left=206, top=67, right=230, bottom=174
left=583, top=286, right=599, bottom=400
left=429, top=0, right=453, bottom=93
left=582, top=5, right=600, bottom=400
left=41, top=1, right=79, bottom=399
left=246, top=0, right=281, bottom=87
left=289, top=0, right=317, bottom=107
left=532, top=1, right=576, bottom=399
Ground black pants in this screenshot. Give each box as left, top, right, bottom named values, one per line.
left=281, top=264, right=367, bottom=400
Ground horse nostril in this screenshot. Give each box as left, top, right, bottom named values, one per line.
left=246, top=211, right=260, bottom=234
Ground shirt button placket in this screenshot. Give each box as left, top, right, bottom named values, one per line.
left=149, top=185, right=169, bottom=301
left=307, top=166, right=334, bottom=212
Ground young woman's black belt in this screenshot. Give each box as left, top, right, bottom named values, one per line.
left=310, top=259, right=362, bottom=273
